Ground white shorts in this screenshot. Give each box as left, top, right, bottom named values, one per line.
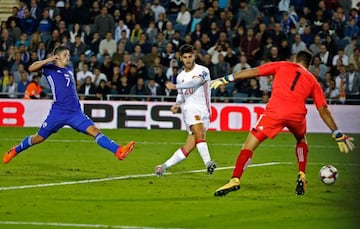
left=183, top=106, right=210, bottom=134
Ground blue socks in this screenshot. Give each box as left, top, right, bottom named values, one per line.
left=95, top=133, right=119, bottom=153
left=15, top=136, right=33, bottom=154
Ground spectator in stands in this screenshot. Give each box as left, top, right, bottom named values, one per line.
left=310, top=56, right=328, bottom=81
left=118, top=75, right=130, bottom=99
left=130, top=23, right=143, bottom=45
left=45, top=29, right=60, bottom=53
left=71, top=35, right=86, bottom=63
left=96, top=79, right=111, bottom=100
left=301, top=25, right=315, bottom=48
left=24, top=74, right=45, bottom=99
left=200, top=7, right=218, bottom=33
left=47, top=0, right=60, bottom=20
left=291, top=34, right=307, bottom=55
left=234, top=0, right=260, bottom=29
left=70, top=23, right=84, bottom=44
left=214, top=84, right=231, bottom=103
left=332, top=49, right=349, bottom=67
left=108, top=66, right=121, bottom=94
left=29, top=0, right=42, bottom=21
left=247, top=78, right=263, bottom=103
left=315, top=44, right=333, bottom=67
left=36, top=42, right=47, bottom=61
left=76, top=63, right=93, bottom=89
left=309, top=35, right=322, bottom=56
left=95, top=6, right=115, bottom=39
left=145, top=77, right=161, bottom=101
left=59, top=0, right=72, bottom=25
left=325, top=77, right=339, bottom=102
left=27, top=51, right=39, bottom=69
left=114, top=20, right=130, bottom=43
left=17, top=71, right=30, bottom=98
left=2, top=74, right=17, bottom=98
left=72, top=0, right=90, bottom=25
left=14, top=33, right=29, bottom=49
left=38, top=8, right=54, bottom=38
left=100, top=55, right=115, bottom=81
left=136, top=58, right=149, bottom=81
left=130, top=77, right=150, bottom=101
left=20, top=8, right=37, bottom=36
left=160, top=43, right=175, bottom=67
left=224, top=47, right=238, bottom=69
left=6, top=7, right=20, bottom=29
left=349, top=47, right=360, bottom=71
left=151, top=0, right=166, bottom=23
left=174, top=3, right=191, bottom=37
left=92, top=67, right=107, bottom=87
left=78, top=75, right=97, bottom=100
left=153, top=64, right=167, bottom=91
left=1, top=29, right=13, bottom=52
left=344, top=36, right=358, bottom=58
left=240, top=28, right=260, bottom=66
left=18, top=44, right=30, bottom=66
left=120, top=52, right=132, bottom=78
left=345, top=63, right=360, bottom=104
left=29, top=32, right=42, bottom=52
left=83, top=24, right=93, bottom=47
left=213, top=53, right=231, bottom=79
left=13, top=63, right=27, bottom=83
left=98, top=32, right=116, bottom=61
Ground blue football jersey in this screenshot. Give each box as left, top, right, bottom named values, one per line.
left=42, top=63, right=81, bottom=111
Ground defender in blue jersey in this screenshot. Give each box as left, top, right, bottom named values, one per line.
left=3, top=46, right=135, bottom=164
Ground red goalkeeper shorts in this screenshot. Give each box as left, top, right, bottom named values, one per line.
left=251, top=115, right=307, bottom=141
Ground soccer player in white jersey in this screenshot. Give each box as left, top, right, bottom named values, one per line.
left=155, top=44, right=216, bottom=176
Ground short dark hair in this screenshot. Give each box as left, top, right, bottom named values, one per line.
left=296, top=50, right=313, bottom=68
left=179, top=44, right=193, bottom=56
left=53, top=46, right=70, bottom=55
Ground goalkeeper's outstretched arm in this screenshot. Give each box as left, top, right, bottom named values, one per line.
left=210, top=68, right=259, bottom=89
left=318, top=106, right=355, bottom=153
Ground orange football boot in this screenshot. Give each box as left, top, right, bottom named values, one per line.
left=3, top=147, right=17, bottom=164
left=115, top=141, right=135, bottom=160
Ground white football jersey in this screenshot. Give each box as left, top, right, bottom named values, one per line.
left=177, top=63, right=211, bottom=115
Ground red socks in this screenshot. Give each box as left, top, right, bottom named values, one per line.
left=296, top=142, right=308, bottom=173
left=232, top=149, right=253, bottom=178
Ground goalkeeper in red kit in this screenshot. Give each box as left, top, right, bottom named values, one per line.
left=211, top=50, right=355, bottom=196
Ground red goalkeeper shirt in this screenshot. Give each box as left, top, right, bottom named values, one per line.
left=258, top=61, right=327, bottom=121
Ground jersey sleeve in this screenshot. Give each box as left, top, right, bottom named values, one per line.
left=312, top=81, right=328, bottom=109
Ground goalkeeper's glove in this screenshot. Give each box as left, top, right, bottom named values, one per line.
left=332, top=130, right=355, bottom=154
left=210, top=74, right=235, bottom=89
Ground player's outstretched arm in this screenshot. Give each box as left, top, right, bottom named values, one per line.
left=28, top=55, right=59, bottom=72
left=318, top=106, right=355, bottom=153
left=210, top=68, right=259, bottom=89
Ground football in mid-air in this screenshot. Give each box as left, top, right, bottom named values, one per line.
left=319, top=165, right=338, bottom=185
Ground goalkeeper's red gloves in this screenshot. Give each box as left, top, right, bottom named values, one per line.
left=332, top=130, right=355, bottom=154
left=210, top=74, right=235, bottom=89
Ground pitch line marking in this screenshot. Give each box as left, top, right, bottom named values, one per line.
left=0, top=221, right=185, bottom=229
left=0, top=162, right=287, bottom=191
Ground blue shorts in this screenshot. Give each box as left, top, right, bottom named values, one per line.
left=38, top=107, right=94, bottom=139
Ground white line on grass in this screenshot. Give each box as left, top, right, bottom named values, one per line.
left=0, top=221, right=185, bottom=229
left=0, top=138, right=338, bottom=148
left=0, top=162, right=288, bottom=191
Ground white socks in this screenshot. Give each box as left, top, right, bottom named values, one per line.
left=196, top=141, right=211, bottom=166
left=164, top=148, right=186, bottom=169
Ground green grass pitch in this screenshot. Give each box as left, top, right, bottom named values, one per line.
left=0, top=127, right=359, bottom=229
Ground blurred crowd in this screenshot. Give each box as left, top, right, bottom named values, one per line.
left=0, top=0, right=359, bottom=104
